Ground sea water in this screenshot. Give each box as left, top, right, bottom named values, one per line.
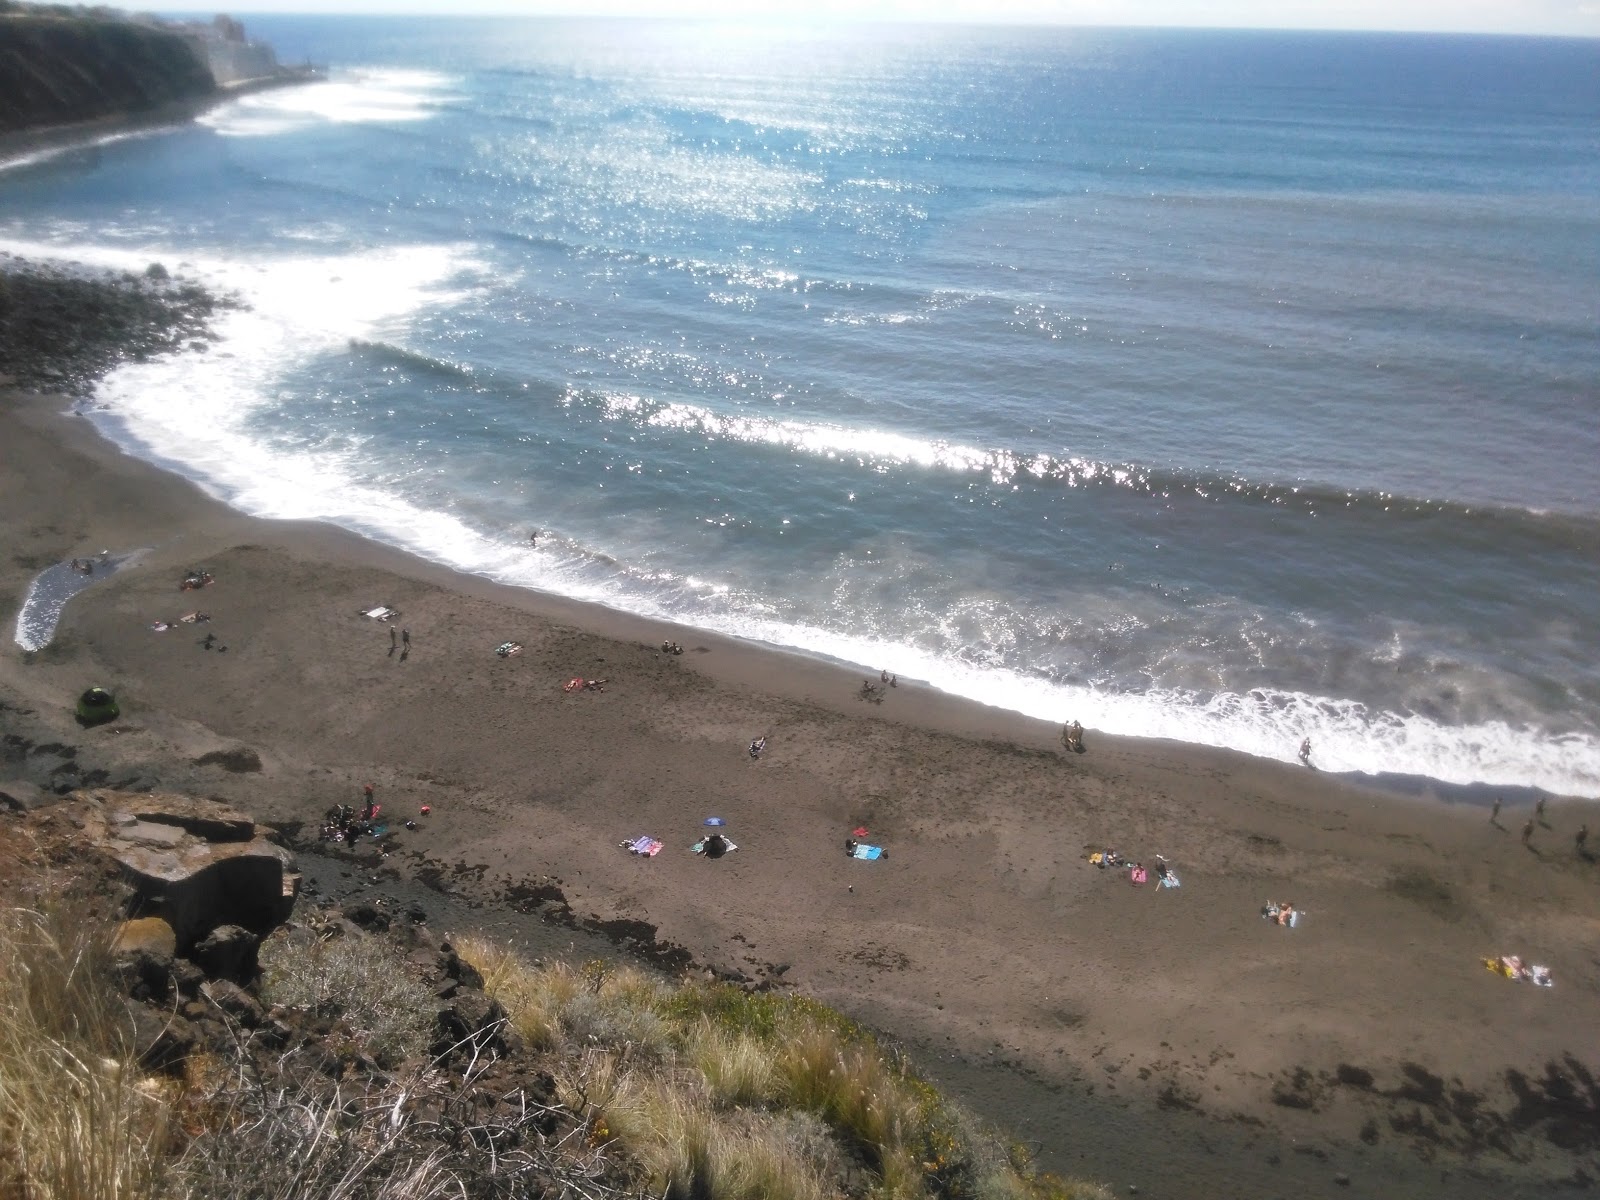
left=3, top=21, right=1596, bottom=795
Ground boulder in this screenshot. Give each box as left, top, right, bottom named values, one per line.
left=128, top=794, right=254, bottom=842
left=94, top=791, right=299, bottom=951
left=201, top=978, right=264, bottom=1027
left=112, top=916, right=177, bottom=1000
left=433, top=987, right=507, bottom=1058
left=192, top=924, right=259, bottom=984
left=341, top=900, right=390, bottom=932
left=121, top=1000, right=196, bottom=1074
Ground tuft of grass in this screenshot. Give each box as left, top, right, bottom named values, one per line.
left=0, top=897, right=170, bottom=1200
left=691, top=1017, right=778, bottom=1108
left=259, top=926, right=436, bottom=1067
left=458, top=940, right=1116, bottom=1200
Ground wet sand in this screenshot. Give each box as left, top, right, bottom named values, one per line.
left=3, top=391, right=1598, bottom=1200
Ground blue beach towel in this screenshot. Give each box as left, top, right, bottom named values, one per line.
left=851, top=844, right=885, bottom=860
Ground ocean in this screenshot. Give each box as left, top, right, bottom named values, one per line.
left=3, top=19, right=1597, bottom=796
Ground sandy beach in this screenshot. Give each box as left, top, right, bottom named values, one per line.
left=3, top=391, right=1597, bottom=1200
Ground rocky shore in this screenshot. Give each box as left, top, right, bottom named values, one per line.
left=0, top=253, right=234, bottom=396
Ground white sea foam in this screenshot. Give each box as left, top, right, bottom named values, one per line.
left=606, top=606, right=1600, bottom=799
left=199, top=69, right=460, bottom=137
left=5, top=234, right=1595, bottom=799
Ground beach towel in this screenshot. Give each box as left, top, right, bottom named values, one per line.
left=150, top=621, right=171, bottom=632
left=851, top=844, right=886, bottom=860
left=495, top=641, right=523, bottom=657
left=690, top=839, right=739, bottom=855
left=1483, top=956, right=1554, bottom=987
left=1130, top=867, right=1148, bottom=885
left=623, top=836, right=663, bottom=857
left=1157, top=872, right=1181, bottom=889
left=563, top=677, right=584, bottom=693
left=362, top=606, right=399, bottom=621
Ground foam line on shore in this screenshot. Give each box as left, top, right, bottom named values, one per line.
left=6, top=236, right=1596, bottom=798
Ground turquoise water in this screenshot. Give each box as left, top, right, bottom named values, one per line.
left=3, top=21, right=1597, bottom=794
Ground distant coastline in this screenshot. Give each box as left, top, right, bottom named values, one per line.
left=0, top=4, right=321, bottom=165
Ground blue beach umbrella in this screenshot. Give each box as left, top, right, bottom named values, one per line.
left=704, top=817, right=726, bottom=827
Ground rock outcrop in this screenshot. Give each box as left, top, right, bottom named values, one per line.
left=0, top=14, right=217, bottom=135
left=90, top=790, right=300, bottom=951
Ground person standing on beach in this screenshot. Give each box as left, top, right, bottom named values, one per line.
left=401, top=628, right=411, bottom=649
left=1298, top=737, right=1312, bottom=766
left=1490, top=797, right=1501, bottom=825
left=1521, top=819, right=1534, bottom=847
left=389, top=626, right=397, bottom=651
left=1577, top=824, right=1588, bottom=856
left=1535, top=797, right=1547, bottom=823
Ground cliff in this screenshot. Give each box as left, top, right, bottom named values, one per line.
left=0, top=13, right=218, bottom=135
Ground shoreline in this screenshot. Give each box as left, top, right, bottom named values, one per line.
left=58, top=396, right=1569, bottom=812
left=3, top=389, right=1599, bottom=1198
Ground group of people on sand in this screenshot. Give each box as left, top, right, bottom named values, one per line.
left=319, top=785, right=418, bottom=847
left=68, top=557, right=98, bottom=576
left=1493, top=795, right=1591, bottom=856
left=1061, top=720, right=1085, bottom=753
left=661, top=640, right=684, bottom=655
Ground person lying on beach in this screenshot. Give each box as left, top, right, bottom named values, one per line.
left=584, top=678, right=607, bottom=692
left=1263, top=901, right=1297, bottom=926
left=749, top=735, right=767, bottom=759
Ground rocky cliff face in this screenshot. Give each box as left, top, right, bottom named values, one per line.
left=0, top=15, right=217, bottom=135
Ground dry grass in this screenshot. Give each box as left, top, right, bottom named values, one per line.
left=258, top=925, right=437, bottom=1067
left=0, top=898, right=170, bottom=1200
left=458, top=942, right=1115, bottom=1200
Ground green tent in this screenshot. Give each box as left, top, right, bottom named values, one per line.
left=75, top=687, right=119, bottom=726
